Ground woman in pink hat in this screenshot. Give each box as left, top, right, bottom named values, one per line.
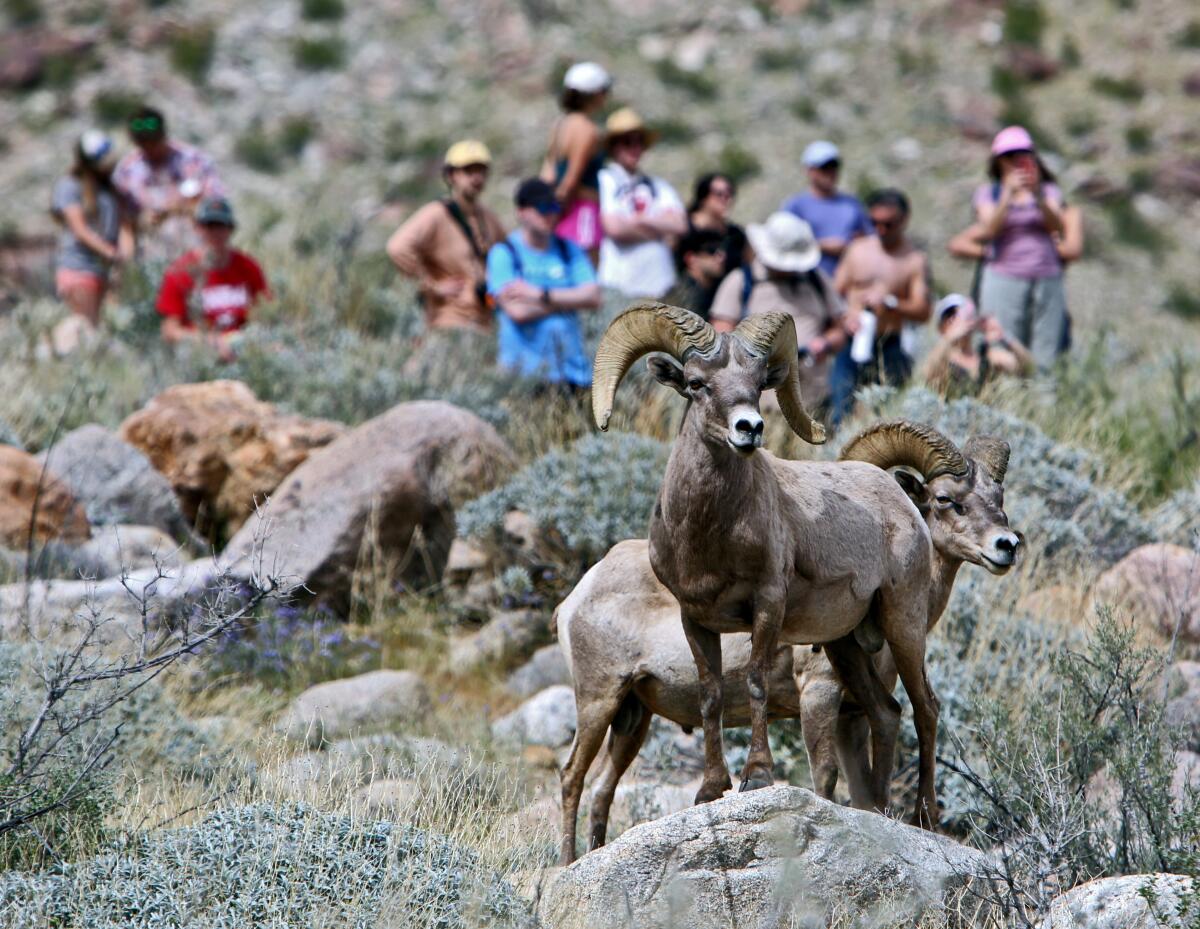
left=966, top=125, right=1069, bottom=371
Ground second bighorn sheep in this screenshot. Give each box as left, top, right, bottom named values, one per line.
left=588, top=303, right=957, bottom=839
left=557, top=422, right=1019, bottom=862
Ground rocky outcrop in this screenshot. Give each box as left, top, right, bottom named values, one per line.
left=225, top=400, right=513, bottom=611
left=277, top=670, right=432, bottom=746
left=0, top=445, right=89, bottom=549
left=541, top=786, right=993, bottom=929
left=118, top=381, right=344, bottom=538
left=492, top=685, right=576, bottom=749
left=449, top=609, right=550, bottom=675
left=1039, top=873, right=1197, bottom=928
left=506, top=643, right=571, bottom=698
left=1167, top=661, right=1200, bottom=752
left=38, top=425, right=194, bottom=543
left=1093, top=544, right=1200, bottom=642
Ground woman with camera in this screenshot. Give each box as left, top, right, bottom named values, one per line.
left=921, top=293, right=1032, bottom=397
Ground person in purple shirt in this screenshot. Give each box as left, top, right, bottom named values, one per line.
left=780, top=140, right=873, bottom=277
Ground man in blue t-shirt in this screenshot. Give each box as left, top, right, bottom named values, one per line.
left=780, top=140, right=873, bottom=277
left=487, top=179, right=603, bottom=388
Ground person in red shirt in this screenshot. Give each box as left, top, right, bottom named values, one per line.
left=156, top=196, right=269, bottom=361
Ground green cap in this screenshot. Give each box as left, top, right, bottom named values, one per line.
left=195, top=196, right=235, bottom=227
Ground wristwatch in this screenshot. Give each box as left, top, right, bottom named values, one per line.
left=540, top=287, right=552, bottom=307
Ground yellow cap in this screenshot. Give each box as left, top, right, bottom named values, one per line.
left=443, top=139, right=492, bottom=168
left=604, top=108, right=660, bottom=147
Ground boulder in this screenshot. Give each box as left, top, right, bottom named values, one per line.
left=506, top=643, right=571, bottom=698
left=1087, top=751, right=1200, bottom=816
left=277, top=670, right=432, bottom=746
left=74, top=524, right=183, bottom=576
left=1039, top=873, right=1196, bottom=929
left=118, top=381, right=345, bottom=537
left=608, top=782, right=695, bottom=829
left=223, top=400, right=513, bottom=611
left=492, top=685, right=576, bottom=748
left=1093, top=544, right=1200, bottom=642
left=449, top=609, right=551, bottom=675
left=1166, top=661, right=1200, bottom=752
left=0, top=445, right=89, bottom=549
left=38, top=424, right=194, bottom=542
left=541, top=786, right=993, bottom=929
left=1017, top=585, right=1088, bottom=623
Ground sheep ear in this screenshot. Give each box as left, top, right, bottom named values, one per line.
left=764, top=362, right=789, bottom=390
left=647, top=355, right=687, bottom=397
left=894, top=470, right=930, bottom=514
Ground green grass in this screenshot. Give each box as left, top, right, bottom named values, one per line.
left=716, top=141, right=761, bottom=184
left=755, top=47, right=803, bottom=73
left=1179, top=19, right=1200, bottom=48
left=1003, top=0, right=1045, bottom=47
left=92, top=89, right=144, bottom=126
left=300, top=0, right=345, bottom=21
left=652, top=59, right=718, bottom=100
left=1125, top=124, right=1153, bottom=154
left=293, top=36, right=346, bottom=71
left=167, top=22, right=217, bottom=84
left=1091, top=73, right=1145, bottom=102
left=1164, top=284, right=1200, bottom=322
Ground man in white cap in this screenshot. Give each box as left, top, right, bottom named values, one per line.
left=780, top=140, right=872, bottom=277
left=386, top=139, right=506, bottom=334
left=708, top=211, right=846, bottom=408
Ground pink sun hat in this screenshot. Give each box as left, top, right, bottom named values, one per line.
left=991, top=125, right=1036, bottom=156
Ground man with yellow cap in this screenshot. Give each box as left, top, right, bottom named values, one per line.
left=386, top=140, right=507, bottom=333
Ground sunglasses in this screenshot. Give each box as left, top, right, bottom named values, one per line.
left=871, top=216, right=900, bottom=230
left=613, top=133, right=646, bottom=148
left=708, top=187, right=735, bottom=200
left=814, top=160, right=840, bottom=171
left=457, top=163, right=490, bottom=175
left=130, top=117, right=162, bottom=133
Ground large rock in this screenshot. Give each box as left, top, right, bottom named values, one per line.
left=0, top=445, right=89, bottom=549
left=450, top=609, right=550, bottom=674
left=38, top=424, right=194, bottom=542
left=542, top=786, right=993, bottom=928
left=73, top=524, right=182, bottom=576
left=1167, top=661, right=1200, bottom=752
left=225, top=401, right=514, bottom=610
left=277, top=669, right=432, bottom=746
left=1093, top=544, right=1200, bottom=643
left=492, top=685, right=576, bottom=748
left=118, top=381, right=344, bottom=537
left=506, top=643, right=571, bottom=698
left=1039, top=873, right=1196, bottom=928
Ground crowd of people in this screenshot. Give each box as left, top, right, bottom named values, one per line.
left=49, top=65, right=1083, bottom=427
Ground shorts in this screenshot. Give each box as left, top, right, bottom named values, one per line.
left=55, top=267, right=107, bottom=299
left=556, top=199, right=601, bottom=251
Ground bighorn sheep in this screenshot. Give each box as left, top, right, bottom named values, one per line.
left=585, top=303, right=953, bottom=843
left=556, top=422, right=1019, bottom=862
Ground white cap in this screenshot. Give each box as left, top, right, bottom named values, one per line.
left=563, top=62, right=612, bottom=94
left=79, top=129, right=113, bottom=163
left=802, top=140, right=840, bottom=168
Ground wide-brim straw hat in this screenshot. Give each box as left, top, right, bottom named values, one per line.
left=605, top=108, right=660, bottom=148
left=746, top=212, right=822, bottom=274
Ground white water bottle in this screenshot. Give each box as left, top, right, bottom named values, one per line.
left=850, top=309, right=877, bottom=364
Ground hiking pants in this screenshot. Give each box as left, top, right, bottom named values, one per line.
left=978, top=267, right=1068, bottom=371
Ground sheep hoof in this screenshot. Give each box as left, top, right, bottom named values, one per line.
left=738, top=775, right=772, bottom=793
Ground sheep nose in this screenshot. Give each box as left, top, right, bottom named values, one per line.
left=994, top=534, right=1021, bottom=558
left=734, top=415, right=764, bottom=439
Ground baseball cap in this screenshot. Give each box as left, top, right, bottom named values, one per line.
left=443, top=139, right=492, bottom=169
left=991, top=125, right=1035, bottom=157
left=79, top=129, right=115, bottom=167
left=563, top=61, right=612, bottom=94
left=935, top=293, right=976, bottom=324
left=195, top=196, right=236, bottom=227
left=802, top=140, right=840, bottom=168
left=515, top=178, right=562, bottom=215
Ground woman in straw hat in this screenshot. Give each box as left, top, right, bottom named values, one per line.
left=596, top=108, right=687, bottom=298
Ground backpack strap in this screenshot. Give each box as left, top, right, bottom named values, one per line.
left=739, top=264, right=757, bottom=319
left=442, top=198, right=487, bottom=262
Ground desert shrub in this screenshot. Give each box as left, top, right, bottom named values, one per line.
left=168, top=22, right=217, bottom=84
left=1125, top=123, right=1154, bottom=153
left=0, top=802, right=534, bottom=928
left=717, top=140, right=762, bottom=183
left=1003, top=0, right=1045, bottom=47
left=1165, top=284, right=1200, bottom=322
left=300, top=0, right=344, bottom=20
left=293, top=36, right=346, bottom=71
left=1180, top=19, right=1200, bottom=48
left=1091, top=73, right=1145, bottom=101
left=943, top=616, right=1200, bottom=923
left=889, top=389, right=1154, bottom=567
left=91, top=89, right=143, bottom=126
left=234, top=123, right=283, bottom=173
left=457, top=432, right=668, bottom=576
left=3, top=0, right=40, bottom=26
left=1151, top=480, right=1200, bottom=547
left=653, top=59, right=718, bottom=99
left=0, top=417, right=21, bottom=449
left=278, top=115, right=316, bottom=156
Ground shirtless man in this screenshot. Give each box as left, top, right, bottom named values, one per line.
left=828, top=188, right=931, bottom=425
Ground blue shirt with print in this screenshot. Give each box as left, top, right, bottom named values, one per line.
left=487, top=231, right=596, bottom=387
left=780, top=191, right=873, bottom=276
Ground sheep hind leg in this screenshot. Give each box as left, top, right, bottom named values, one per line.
left=822, top=634, right=901, bottom=813
left=560, top=692, right=624, bottom=865
left=587, top=696, right=652, bottom=851
left=834, top=709, right=874, bottom=810
left=681, top=616, right=733, bottom=803
left=799, top=672, right=842, bottom=802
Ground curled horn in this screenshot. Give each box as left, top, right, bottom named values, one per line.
left=731, top=312, right=826, bottom=445
left=839, top=419, right=969, bottom=481
left=963, top=435, right=1010, bottom=483
left=592, top=301, right=719, bottom=431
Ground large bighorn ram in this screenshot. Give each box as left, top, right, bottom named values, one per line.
left=588, top=303, right=952, bottom=836
left=556, top=422, right=1019, bottom=862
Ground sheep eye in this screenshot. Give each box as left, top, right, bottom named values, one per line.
left=936, top=495, right=965, bottom=514
left=688, top=378, right=705, bottom=391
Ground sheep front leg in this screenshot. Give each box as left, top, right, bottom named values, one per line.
left=886, top=629, right=940, bottom=829
left=740, top=596, right=784, bottom=793
left=681, top=615, right=733, bottom=804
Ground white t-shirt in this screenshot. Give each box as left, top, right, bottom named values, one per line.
left=598, top=163, right=684, bottom=298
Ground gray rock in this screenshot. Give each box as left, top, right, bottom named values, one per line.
left=1166, top=661, right=1200, bottom=752
left=74, top=524, right=184, bottom=576
left=449, top=609, right=550, bottom=674
left=1039, top=873, right=1197, bottom=928
left=492, top=685, right=576, bottom=748
left=541, top=786, right=993, bottom=929
left=277, top=669, right=432, bottom=746
left=505, top=643, right=571, bottom=698
left=38, top=425, right=195, bottom=543
left=224, top=401, right=514, bottom=613
left=607, top=782, right=695, bottom=831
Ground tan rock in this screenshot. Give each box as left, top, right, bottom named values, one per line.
left=0, top=445, right=89, bottom=549
left=118, top=381, right=344, bottom=537
left=1093, top=544, right=1200, bottom=642
left=1017, top=584, right=1089, bottom=623
left=276, top=669, right=432, bottom=747
left=354, top=777, right=420, bottom=817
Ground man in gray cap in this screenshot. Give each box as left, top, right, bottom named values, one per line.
left=780, top=140, right=872, bottom=277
